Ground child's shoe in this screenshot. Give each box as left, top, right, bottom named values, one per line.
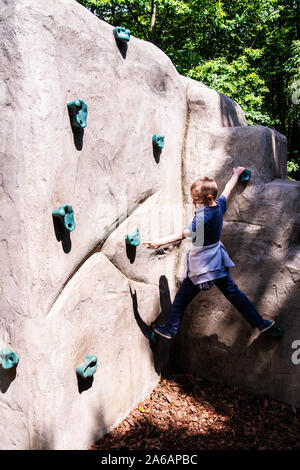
left=259, top=320, right=283, bottom=337
left=258, top=319, right=275, bottom=333
left=152, top=325, right=172, bottom=340
left=265, top=324, right=283, bottom=337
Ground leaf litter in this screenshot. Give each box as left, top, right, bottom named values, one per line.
left=90, top=370, right=300, bottom=451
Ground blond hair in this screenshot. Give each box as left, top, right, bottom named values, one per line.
left=190, top=176, right=218, bottom=204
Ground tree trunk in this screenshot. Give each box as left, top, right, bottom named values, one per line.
left=150, top=1, right=157, bottom=43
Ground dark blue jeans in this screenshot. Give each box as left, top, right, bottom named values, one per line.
left=160, top=273, right=265, bottom=337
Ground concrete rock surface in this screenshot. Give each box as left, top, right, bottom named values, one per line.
left=173, top=80, right=300, bottom=409
left=0, top=0, right=298, bottom=450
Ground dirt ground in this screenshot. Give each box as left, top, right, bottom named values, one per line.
left=89, top=370, right=300, bottom=451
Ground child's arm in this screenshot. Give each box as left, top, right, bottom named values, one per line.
left=142, top=229, right=189, bottom=249
left=221, top=166, right=245, bottom=200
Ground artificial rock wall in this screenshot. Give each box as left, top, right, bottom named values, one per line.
left=174, top=80, right=300, bottom=408
left=0, top=0, right=299, bottom=450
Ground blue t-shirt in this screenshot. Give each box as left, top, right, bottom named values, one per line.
left=186, top=195, right=227, bottom=247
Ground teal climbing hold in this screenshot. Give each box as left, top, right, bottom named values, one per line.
left=67, top=99, right=88, bottom=129
left=76, top=355, right=98, bottom=379
left=239, top=168, right=251, bottom=183
left=52, top=205, right=76, bottom=232
left=152, top=134, right=165, bottom=149
left=125, top=228, right=140, bottom=247
left=0, top=347, right=19, bottom=369
left=113, top=26, right=131, bottom=43
left=149, top=331, right=157, bottom=344
left=266, top=325, right=283, bottom=337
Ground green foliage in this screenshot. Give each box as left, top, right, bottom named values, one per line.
left=77, top=0, right=300, bottom=180
left=76, top=0, right=194, bottom=45
left=284, top=40, right=300, bottom=173
left=287, top=158, right=300, bottom=180
left=187, top=49, right=276, bottom=126
left=287, top=159, right=300, bottom=174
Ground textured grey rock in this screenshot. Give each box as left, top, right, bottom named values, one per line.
left=0, top=0, right=299, bottom=451
left=0, top=0, right=186, bottom=449
left=173, top=79, right=300, bottom=408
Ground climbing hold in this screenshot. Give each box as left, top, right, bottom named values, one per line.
left=125, top=228, right=140, bottom=247
left=67, top=99, right=88, bottom=129
left=239, top=168, right=251, bottom=183
left=113, top=26, right=131, bottom=43
left=152, top=134, right=164, bottom=149
left=76, top=355, right=98, bottom=379
left=266, top=325, right=283, bottom=337
left=0, top=347, right=19, bottom=370
left=149, top=331, right=157, bottom=344
left=52, top=205, right=76, bottom=232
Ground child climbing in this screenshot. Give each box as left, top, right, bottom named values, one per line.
left=143, top=167, right=283, bottom=340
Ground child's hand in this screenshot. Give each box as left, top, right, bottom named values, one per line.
left=233, top=166, right=245, bottom=177
left=142, top=240, right=161, bottom=249
left=222, top=167, right=246, bottom=199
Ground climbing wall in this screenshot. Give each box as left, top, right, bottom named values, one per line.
left=0, top=0, right=187, bottom=449
left=174, top=78, right=300, bottom=408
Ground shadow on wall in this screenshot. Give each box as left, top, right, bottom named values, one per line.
left=220, top=93, right=243, bottom=127
left=26, top=427, right=55, bottom=450
left=67, top=106, right=84, bottom=151
left=115, top=39, right=128, bottom=60
left=152, top=142, right=162, bottom=164
left=125, top=242, right=137, bottom=264
left=171, top=96, right=300, bottom=403
left=52, top=215, right=72, bottom=254
left=0, top=365, right=17, bottom=393
left=129, top=276, right=173, bottom=375
left=77, top=373, right=94, bottom=394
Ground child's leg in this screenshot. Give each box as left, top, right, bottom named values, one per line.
left=154, top=277, right=200, bottom=337
left=214, top=273, right=265, bottom=329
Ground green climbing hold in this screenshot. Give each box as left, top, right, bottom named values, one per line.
left=125, top=228, right=140, bottom=247
left=76, top=355, right=98, bottom=379
left=113, top=26, right=131, bottom=42
left=0, top=347, right=19, bottom=369
left=239, top=168, right=251, bottom=183
left=52, top=205, right=76, bottom=232
left=67, top=99, right=88, bottom=129
left=149, top=331, right=157, bottom=344
left=152, top=134, right=165, bottom=149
